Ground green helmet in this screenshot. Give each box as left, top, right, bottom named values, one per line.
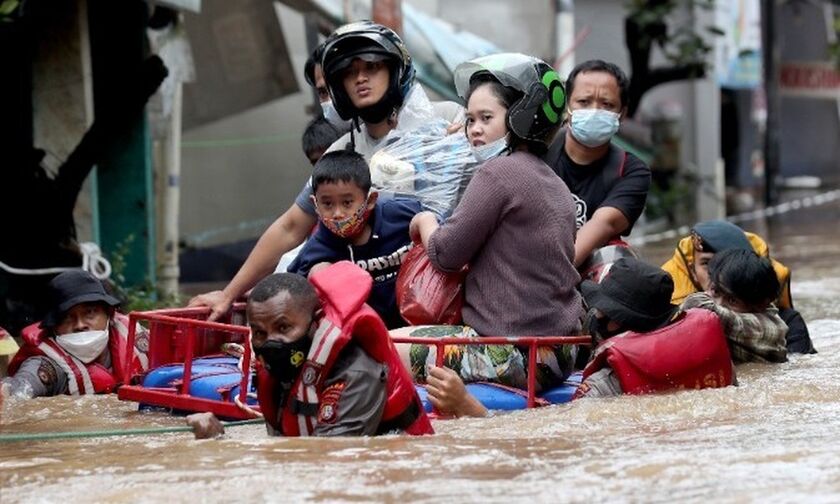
left=454, top=53, right=565, bottom=146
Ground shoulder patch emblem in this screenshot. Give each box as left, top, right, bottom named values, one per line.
left=37, top=359, right=58, bottom=386
left=317, top=381, right=346, bottom=424
left=302, top=365, right=319, bottom=386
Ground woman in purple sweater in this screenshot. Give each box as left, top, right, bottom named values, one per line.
left=404, top=54, right=582, bottom=417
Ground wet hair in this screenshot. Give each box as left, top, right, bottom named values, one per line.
left=311, top=149, right=371, bottom=194
left=249, top=273, right=320, bottom=313
left=302, top=116, right=342, bottom=160
left=708, top=249, right=780, bottom=311
left=565, top=59, right=630, bottom=110
left=465, top=73, right=548, bottom=156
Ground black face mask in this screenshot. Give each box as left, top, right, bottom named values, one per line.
left=584, top=308, right=622, bottom=345
left=254, top=337, right=312, bottom=385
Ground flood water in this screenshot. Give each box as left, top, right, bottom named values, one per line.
left=2, top=195, right=840, bottom=503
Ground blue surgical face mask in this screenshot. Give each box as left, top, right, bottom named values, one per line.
left=471, top=135, right=509, bottom=163
left=321, top=100, right=353, bottom=132
left=569, top=108, right=621, bottom=148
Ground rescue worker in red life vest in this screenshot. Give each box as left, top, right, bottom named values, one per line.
left=188, top=264, right=432, bottom=439
left=575, top=257, right=734, bottom=398
left=0, top=271, right=149, bottom=415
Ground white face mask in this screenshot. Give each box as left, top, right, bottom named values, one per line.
left=471, top=135, right=509, bottom=163
left=321, top=100, right=353, bottom=132
left=569, top=108, right=621, bottom=148
left=55, top=325, right=109, bottom=364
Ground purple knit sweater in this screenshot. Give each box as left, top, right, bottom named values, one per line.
left=427, top=151, right=582, bottom=336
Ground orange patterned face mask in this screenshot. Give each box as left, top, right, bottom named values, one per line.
left=318, top=195, right=372, bottom=239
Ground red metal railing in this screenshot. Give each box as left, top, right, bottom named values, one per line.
left=390, top=335, right=591, bottom=408
left=118, top=307, right=256, bottom=420
left=118, top=307, right=591, bottom=418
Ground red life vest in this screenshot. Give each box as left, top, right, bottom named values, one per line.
left=578, top=308, right=734, bottom=396
left=8, top=313, right=149, bottom=395
left=257, top=261, right=434, bottom=436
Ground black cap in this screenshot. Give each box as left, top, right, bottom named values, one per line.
left=581, top=257, right=678, bottom=332
left=40, top=270, right=120, bottom=328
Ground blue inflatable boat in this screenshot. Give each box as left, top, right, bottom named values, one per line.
left=130, top=355, right=258, bottom=418
left=415, top=373, right=582, bottom=412
left=131, top=356, right=580, bottom=416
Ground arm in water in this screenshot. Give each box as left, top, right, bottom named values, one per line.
left=425, top=366, right=487, bottom=418
left=188, top=204, right=317, bottom=320
left=1, top=356, right=68, bottom=401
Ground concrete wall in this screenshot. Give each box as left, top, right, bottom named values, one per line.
left=179, top=3, right=315, bottom=248
left=435, top=0, right=555, bottom=58
left=32, top=0, right=96, bottom=243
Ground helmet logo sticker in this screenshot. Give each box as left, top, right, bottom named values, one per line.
left=541, top=70, right=565, bottom=124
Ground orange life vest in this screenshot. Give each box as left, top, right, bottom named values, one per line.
left=579, top=308, right=734, bottom=396
left=258, top=261, right=433, bottom=436
left=8, top=313, right=149, bottom=395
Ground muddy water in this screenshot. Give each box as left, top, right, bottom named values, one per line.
left=3, top=200, right=840, bottom=503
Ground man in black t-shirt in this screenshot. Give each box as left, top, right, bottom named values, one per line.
left=543, top=60, right=651, bottom=267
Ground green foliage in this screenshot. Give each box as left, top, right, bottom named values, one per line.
left=0, top=0, right=19, bottom=16
left=108, top=235, right=180, bottom=312
left=645, top=173, right=696, bottom=224
left=626, top=0, right=718, bottom=70
left=0, top=0, right=20, bottom=22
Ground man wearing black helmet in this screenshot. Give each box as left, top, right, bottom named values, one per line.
left=317, top=21, right=463, bottom=159
left=190, top=22, right=462, bottom=321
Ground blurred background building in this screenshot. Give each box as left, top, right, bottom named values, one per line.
left=1, top=0, right=838, bottom=306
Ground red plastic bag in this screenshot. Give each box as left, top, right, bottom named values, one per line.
left=396, top=245, right=465, bottom=325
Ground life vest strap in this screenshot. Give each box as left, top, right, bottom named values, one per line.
left=375, top=399, right=421, bottom=435
left=289, top=399, right=319, bottom=417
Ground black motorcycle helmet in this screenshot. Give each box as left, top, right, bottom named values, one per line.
left=454, top=53, right=565, bottom=147
left=320, top=21, right=416, bottom=124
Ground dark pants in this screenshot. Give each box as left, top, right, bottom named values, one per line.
left=779, top=308, right=816, bottom=354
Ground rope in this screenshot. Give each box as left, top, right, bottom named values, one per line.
left=0, top=242, right=112, bottom=280
left=234, top=394, right=264, bottom=419
left=0, top=418, right=264, bottom=443
left=629, top=189, right=840, bottom=247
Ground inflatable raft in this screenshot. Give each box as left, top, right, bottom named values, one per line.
left=135, top=354, right=582, bottom=414
left=137, top=355, right=258, bottom=415
left=416, top=372, right=582, bottom=412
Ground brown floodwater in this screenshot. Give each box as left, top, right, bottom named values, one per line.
left=2, top=195, right=839, bottom=503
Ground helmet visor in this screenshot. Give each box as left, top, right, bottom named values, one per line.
left=454, top=53, right=544, bottom=100
left=327, top=50, right=391, bottom=75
